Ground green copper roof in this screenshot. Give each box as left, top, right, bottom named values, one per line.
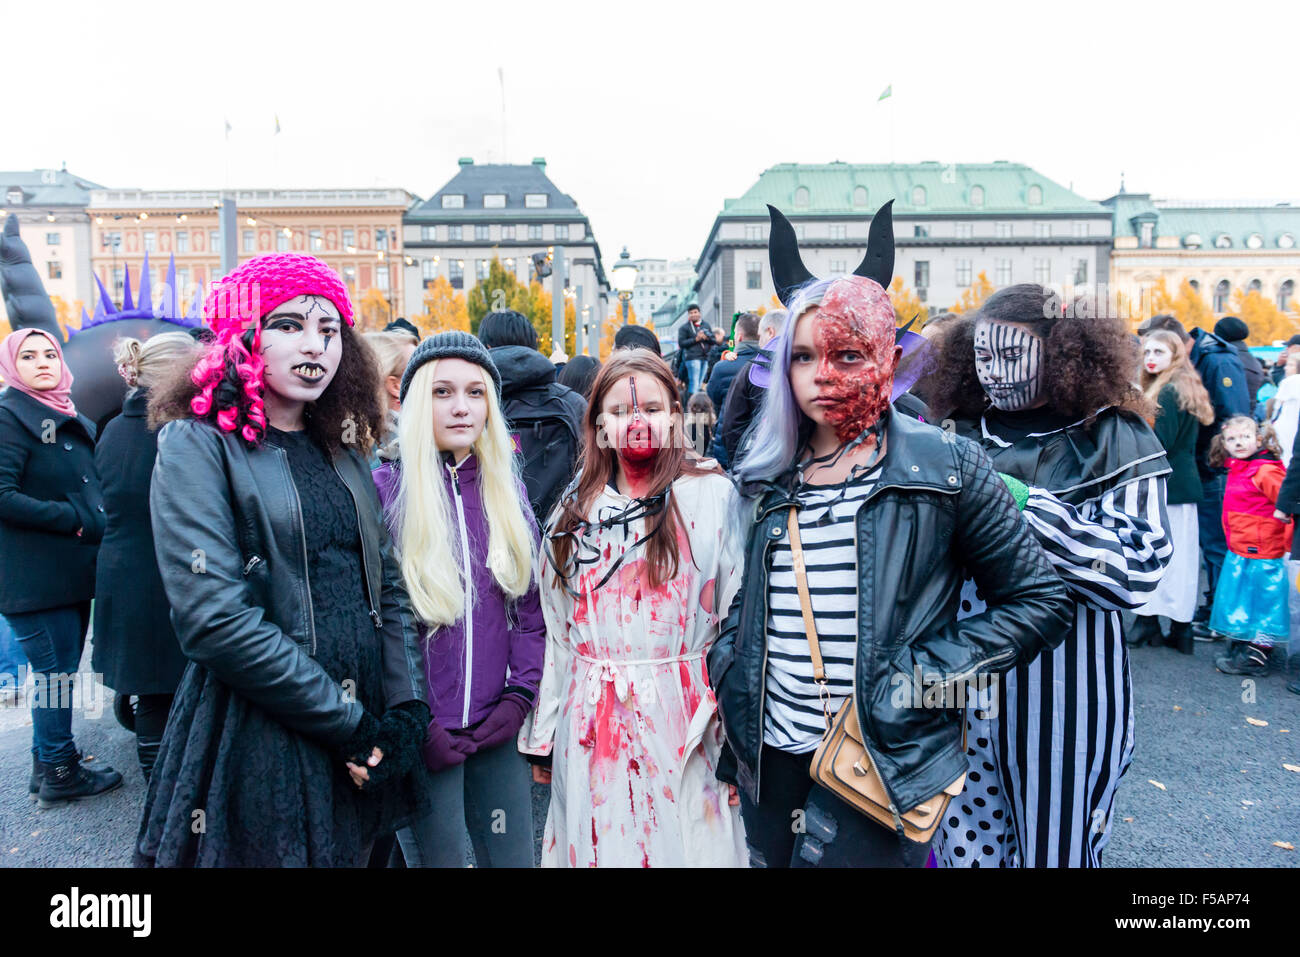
left=1103, top=192, right=1300, bottom=248
left=719, top=162, right=1108, bottom=217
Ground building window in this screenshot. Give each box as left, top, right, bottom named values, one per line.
left=1035, top=222, right=1051, bottom=238
left=1213, top=279, right=1230, bottom=312
left=422, top=259, right=436, bottom=281
left=47, top=261, right=62, bottom=280
left=1279, top=234, right=1296, bottom=249
left=1280, top=279, right=1294, bottom=311
left=209, top=230, right=220, bottom=252
left=1073, top=221, right=1088, bottom=237
left=912, top=186, right=927, bottom=206
left=502, top=225, right=515, bottom=240
left=475, top=224, right=490, bottom=241
left=310, top=229, right=323, bottom=253
left=342, top=265, right=356, bottom=292
left=177, top=267, right=190, bottom=293
left=484, top=193, right=506, bottom=209
left=829, top=260, right=847, bottom=274
left=1034, top=259, right=1050, bottom=284
left=1027, top=185, right=1043, bottom=205
left=420, top=226, right=435, bottom=241
left=377, top=265, right=390, bottom=291
left=1139, top=222, right=1154, bottom=248
left=276, top=231, right=288, bottom=252
left=555, top=224, right=569, bottom=241
left=1188, top=278, right=1200, bottom=293
left=143, top=231, right=156, bottom=252
left=528, top=224, right=542, bottom=241
left=476, top=259, right=490, bottom=281
left=969, top=185, right=984, bottom=207
left=176, top=231, right=189, bottom=254
left=1073, top=258, right=1088, bottom=285
left=829, top=224, right=847, bottom=240
left=449, top=225, right=462, bottom=241
left=955, top=222, right=973, bottom=239
left=338, top=228, right=352, bottom=248
left=794, top=186, right=810, bottom=208
left=915, top=261, right=930, bottom=288
left=525, top=193, right=548, bottom=208
left=45, top=231, right=60, bottom=245
left=996, top=222, right=1012, bottom=238
left=5, top=187, right=22, bottom=205
left=744, top=224, right=764, bottom=240
left=441, top=194, right=465, bottom=209
left=996, top=259, right=1012, bottom=286
left=1249, top=278, right=1262, bottom=293
left=853, top=186, right=868, bottom=207
left=1214, top=233, right=1232, bottom=249
left=242, top=230, right=254, bottom=252
left=956, top=260, right=972, bottom=287
left=376, top=228, right=389, bottom=249
left=449, top=260, right=464, bottom=289
left=746, top=261, right=762, bottom=289
left=912, top=224, right=929, bottom=238
left=1246, top=233, right=1264, bottom=250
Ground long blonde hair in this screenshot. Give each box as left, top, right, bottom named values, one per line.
left=391, top=359, right=534, bottom=627
left=114, top=332, right=200, bottom=392
left=1140, top=330, right=1215, bottom=426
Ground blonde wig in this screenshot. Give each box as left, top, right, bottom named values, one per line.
left=113, top=332, right=201, bottom=392
left=391, top=359, right=534, bottom=627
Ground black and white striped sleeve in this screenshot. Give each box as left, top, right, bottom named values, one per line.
left=1019, top=475, right=1172, bottom=611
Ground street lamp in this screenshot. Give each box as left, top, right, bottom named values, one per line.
left=611, top=246, right=638, bottom=326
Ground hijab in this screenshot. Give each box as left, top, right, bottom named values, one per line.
left=0, top=329, right=76, bottom=417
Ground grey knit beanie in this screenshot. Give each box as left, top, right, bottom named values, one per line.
left=399, top=330, right=502, bottom=403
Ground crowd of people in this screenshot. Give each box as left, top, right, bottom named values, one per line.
left=0, top=200, right=1296, bottom=869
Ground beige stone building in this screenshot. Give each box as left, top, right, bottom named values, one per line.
left=87, top=187, right=414, bottom=324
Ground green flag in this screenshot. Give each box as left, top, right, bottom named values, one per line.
left=878, top=85, right=892, bottom=101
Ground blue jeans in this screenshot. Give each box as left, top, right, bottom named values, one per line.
left=7, top=601, right=90, bottom=764
left=0, top=614, right=24, bottom=690
left=685, top=358, right=707, bottom=396
left=1197, top=473, right=1228, bottom=617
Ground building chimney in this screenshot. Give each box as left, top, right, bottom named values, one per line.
left=458, top=157, right=474, bottom=166
left=532, top=157, right=546, bottom=170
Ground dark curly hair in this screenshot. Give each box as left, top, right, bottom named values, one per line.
left=923, top=283, right=1154, bottom=423
left=149, top=320, right=385, bottom=457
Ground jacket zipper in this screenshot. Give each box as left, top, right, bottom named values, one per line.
left=275, top=446, right=317, bottom=657
left=448, top=459, right=473, bottom=728
left=331, top=460, right=383, bottom=630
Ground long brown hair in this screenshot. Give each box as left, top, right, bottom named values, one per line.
left=549, top=350, right=722, bottom=589
left=1140, top=330, right=1215, bottom=426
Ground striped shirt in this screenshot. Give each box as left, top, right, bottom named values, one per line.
left=763, top=467, right=881, bottom=752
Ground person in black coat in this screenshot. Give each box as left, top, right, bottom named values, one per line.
left=0, top=328, right=123, bottom=806
left=1214, top=317, right=1265, bottom=401
left=706, top=312, right=760, bottom=413
left=1271, top=413, right=1300, bottom=695
left=92, top=333, right=201, bottom=781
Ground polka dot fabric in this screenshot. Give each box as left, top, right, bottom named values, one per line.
left=203, top=253, right=354, bottom=333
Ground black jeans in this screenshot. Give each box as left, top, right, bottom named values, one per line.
left=133, top=693, right=173, bottom=742
left=739, top=744, right=931, bottom=868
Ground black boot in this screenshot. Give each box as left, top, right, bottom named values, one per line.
left=136, top=734, right=162, bottom=782
left=37, top=755, right=123, bottom=809
left=1168, top=620, right=1195, bottom=655
left=1214, top=642, right=1270, bottom=677
left=28, top=755, right=45, bottom=800
left=1126, top=615, right=1162, bottom=647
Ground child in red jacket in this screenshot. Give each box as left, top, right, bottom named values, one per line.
left=1209, top=416, right=1292, bottom=676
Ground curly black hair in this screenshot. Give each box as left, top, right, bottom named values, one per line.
left=923, top=283, right=1154, bottom=423
left=150, top=320, right=385, bottom=457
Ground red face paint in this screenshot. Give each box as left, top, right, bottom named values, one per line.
left=808, top=276, right=897, bottom=443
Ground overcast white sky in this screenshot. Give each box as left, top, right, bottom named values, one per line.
left=5, top=0, right=1297, bottom=263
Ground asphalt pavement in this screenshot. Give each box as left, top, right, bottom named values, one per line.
left=1, top=624, right=1297, bottom=868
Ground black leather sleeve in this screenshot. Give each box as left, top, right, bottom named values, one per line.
left=150, top=419, right=363, bottom=745
left=893, top=438, right=1073, bottom=691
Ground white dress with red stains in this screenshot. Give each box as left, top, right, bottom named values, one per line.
left=520, top=472, right=748, bottom=868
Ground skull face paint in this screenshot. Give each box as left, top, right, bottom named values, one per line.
left=259, top=294, right=343, bottom=406
left=974, top=319, right=1045, bottom=411
left=789, top=275, right=899, bottom=443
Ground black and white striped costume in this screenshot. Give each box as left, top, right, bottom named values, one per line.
left=935, top=408, right=1171, bottom=868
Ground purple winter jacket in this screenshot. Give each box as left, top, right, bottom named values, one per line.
left=373, top=453, right=545, bottom=730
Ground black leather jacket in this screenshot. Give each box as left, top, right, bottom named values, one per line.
left=708, top=410, right=1072, bottom=814
left=149, top=417, right=426, bottom=745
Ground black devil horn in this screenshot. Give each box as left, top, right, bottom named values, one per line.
left=853, top=199, right=895, bottom=289
left=767, top=204, right=815, bottom=306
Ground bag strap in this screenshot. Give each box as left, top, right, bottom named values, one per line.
left=787, top=506, right=832, bottom=729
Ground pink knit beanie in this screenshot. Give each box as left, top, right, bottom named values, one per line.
left=203, top=253, right=354, bottom=332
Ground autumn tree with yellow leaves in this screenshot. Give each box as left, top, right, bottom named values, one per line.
left=356, top=287, right=391, bottom=331
left=888, top=277, right=928, bottom=329
left=950, top=271, right=995, bottom=315
left=412, top=276, right=470, bottom=335
left=597, top=305, right=656, bottom=361
left=1232, top=288, right=1300, bottom=346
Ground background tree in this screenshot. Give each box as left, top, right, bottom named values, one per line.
left=465, top=255, right=574, bottom=351
left=950, top=271, right=995, bottom=315
left=888, top=277, right=928, bottom=329
left=1167, top=278, right=1215, bottom=334
left=597, top=305, right=654, bottom=361
left=357, top=287, right=390, bottom=331
left=412, top=276, right=470, bottom=335
left=1232, top=287, right=1300, bottom=346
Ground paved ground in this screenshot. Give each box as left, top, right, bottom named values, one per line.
left=2, top=623, right=1297, bottom=868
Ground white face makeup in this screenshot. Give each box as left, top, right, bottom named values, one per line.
left=974, top=319, right=1046, bottom=412
left=1143, top=339, right=1173, bottom=375
left=1222, top=420, right=1260, bottom=460
left=259, top=295, right=343, bottom=406
left=429, top=357, right=488, bottom=458
left=15, top=332, right=62, bottom=391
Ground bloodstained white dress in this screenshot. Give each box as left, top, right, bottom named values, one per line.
left=519, top=472, right=747, bottom=867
